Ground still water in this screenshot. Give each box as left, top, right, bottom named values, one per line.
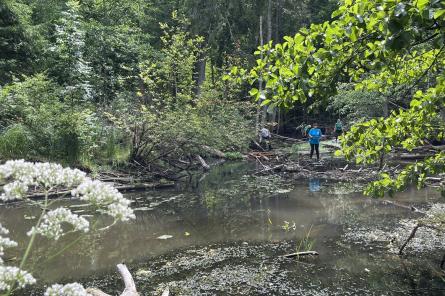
left=1, top=162, right=444, bottom=295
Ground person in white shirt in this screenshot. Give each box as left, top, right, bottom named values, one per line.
left=260, top=127, right=272, bottom=150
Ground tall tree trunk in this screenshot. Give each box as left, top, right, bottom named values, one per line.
left=275, top=0, right=283, bottom=42
left=193, top=53, right=206, bottom=98
left=255, top=16, right=264, bottom=140
left=267, top=0, right=273, bottom=43
left=264, top=0, right=275, bottom=125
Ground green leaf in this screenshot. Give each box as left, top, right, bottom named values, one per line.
left=434, top=9, right=445, bottom=19
left=249, top=88, right=259, bottom=96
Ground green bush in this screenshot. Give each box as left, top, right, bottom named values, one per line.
left=0, top=74, right=113, bottom=165
left=224, top=152, right=244, bottom=160
left=0, top=124, right=33, bottom=160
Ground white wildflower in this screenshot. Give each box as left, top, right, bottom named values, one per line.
left=44, top=283, right=91, bottom=296
left=107, top=199, right=135, bottom=221
left=0, top=224, right=17, bottom=264
left=0, top=224, right=9, bottom=236
left=0, top=160, right=88, bottom=201
left=0, top=237, right=18, bottom=263
left=27, top=208, right=89, bottom=240
left=0, top=266, right=36, bottom=291
left=1, top=181, right=29, bottom=201
left=72, top=180, right=135, bottom=221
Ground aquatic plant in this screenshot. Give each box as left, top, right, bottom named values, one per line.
left=0, top=160, right=135, bottom=295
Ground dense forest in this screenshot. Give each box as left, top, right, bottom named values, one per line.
left=1, top=0, right=445, bottom=295
left=0, top=0, right=336, bottom=170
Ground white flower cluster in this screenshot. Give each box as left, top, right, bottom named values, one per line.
left=0, top=160, right=135, bottom=222
left=0, top=237, right=17, bottom=264
left=0, top=266, right=36, bottom=291
left=72, top=180, right=135, bottom=221
left=0, top=223, right=36, bottom=291
left=0, top=224, right=17, bottom=264
left=45, top=282, right=92, bottom=296
left=0, top=160, right=87, bottom=200
left=27, top=208, right=89, bottom=240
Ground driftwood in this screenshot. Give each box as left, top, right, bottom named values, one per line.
left=86, top=264, right=171, bottom=295
left=22, top=182, right=175, bottom=200
left=399, top=153, right=433, bottom=160
left=381, top=200, right=422, bottom=213
left=201, top=145, right=226, bottom=158
left=86, top=264, right=139, bottom=296
left=283, top=251, right=319, bottom=258
left=196, top=155, right=210, bottom=171
left=255, top=164, right=284, bottom=175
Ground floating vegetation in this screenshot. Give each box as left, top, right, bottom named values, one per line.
left=343, top=204, right=445, bottom=254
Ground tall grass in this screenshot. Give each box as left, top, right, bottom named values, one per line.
left=0, top=124, right=33, bottom=159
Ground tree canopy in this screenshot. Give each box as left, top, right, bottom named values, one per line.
left=234, top=0, right=445, bottom=196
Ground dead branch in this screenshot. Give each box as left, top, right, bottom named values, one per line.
left=283, top=251, right=319, bottom=258
left=399, top=224, right=421, bottom=255
left=399, top=223, right=442, bottom=255
left=86, top=264, right=139, bottom=296
left=381, top=200, right=423, bottom=213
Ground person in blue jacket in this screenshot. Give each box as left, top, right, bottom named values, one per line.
left=308, top=123, right=322, bottom=160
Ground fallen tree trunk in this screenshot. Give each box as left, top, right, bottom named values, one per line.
left=201, top=145, right=226, bottom=158
left=196, top=155, right=210, bottom=171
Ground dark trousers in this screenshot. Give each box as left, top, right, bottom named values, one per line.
left=310, top=143, right=320, bottom=160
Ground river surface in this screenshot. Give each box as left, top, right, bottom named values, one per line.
left=1, top=162, right=444, bottom=295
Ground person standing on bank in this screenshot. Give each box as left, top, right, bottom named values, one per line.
left=260, top=126, right=272, bottom=150
left=334, top=119, right=343, bottom=142
left=308, top=123, right=322, bottom=160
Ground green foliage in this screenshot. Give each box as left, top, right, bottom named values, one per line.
left=224, top=152, right=244, bottom=160
left=233, top=0, right=445, bottom=106
left=107, top=98, right=253, bottom=165
left=327, top=83, right=385, bottom=123
left=0, top=124, right=33, bottom=159
left=0, top=0, right=37, bottom=84
left=0, top=74, right=113, bottom=165
left=231, top=0, right=445, bottom=200
left=140, top=12, right=205, bottom=108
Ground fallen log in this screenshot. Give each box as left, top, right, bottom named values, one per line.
left=283, top=251, right=319, bottom=258
left=22, top=182, right=176, bottom=200
left=398, top=153, right=434, bottom=160
left=196, top=155, right=210, bottom=171
left=425, top=177, right=443, bottom=182
left=201, top=145, right=226, bottom=158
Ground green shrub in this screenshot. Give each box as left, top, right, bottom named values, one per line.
left=224, top=151, right=244, bottom=160
left=0, top=124, right=33, bottom=160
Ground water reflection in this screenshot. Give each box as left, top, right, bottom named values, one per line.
left=308, top=178, right=321, bottom=192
